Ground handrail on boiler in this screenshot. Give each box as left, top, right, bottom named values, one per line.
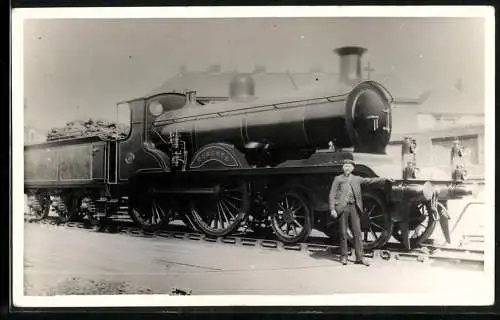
left=154, top=94, right=348, bottom=126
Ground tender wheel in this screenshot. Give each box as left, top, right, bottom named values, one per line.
left=269, top=190, right=313, bottom=244
left=81, top=197, right=99, bottom=227
left=392, top=201, right=442, bottom=247
left=347, top=191, right=393, bottom=250
left=129, top=195, right=172, bottom=231
left=27, top=194, right=51, bottom=221
left=86, top=210, right=100, bottom=227
left=56, top=195, right=80, bottom=223
left=190, top=180, right=250, bottom=237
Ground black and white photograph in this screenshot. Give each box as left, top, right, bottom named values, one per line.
left=12, top=6, right=495, bottom=307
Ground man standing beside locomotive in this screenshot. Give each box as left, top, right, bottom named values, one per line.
left=329, top=159, right=393, bottom=266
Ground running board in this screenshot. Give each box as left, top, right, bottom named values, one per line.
left=151, top=188, right=217, bottom=195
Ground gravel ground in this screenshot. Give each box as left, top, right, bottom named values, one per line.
left=22, top=222, right=491, bottom=298
left=24, top=277, right=162, bottom=296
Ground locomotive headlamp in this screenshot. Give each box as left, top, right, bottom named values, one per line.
left=149, top=101, right=164, bottom=116
left=410, top=139, right=417, bottom=153
left=402, top=137, right=411, bottom=154
left=451, top=139, right=466, bottom=182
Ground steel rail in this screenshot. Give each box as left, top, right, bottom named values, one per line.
left=24, top=215, right=484, bottom=269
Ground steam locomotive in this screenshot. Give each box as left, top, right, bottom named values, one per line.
left=24, top=46, right=477, bottom=250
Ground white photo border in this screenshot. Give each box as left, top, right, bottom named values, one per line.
left=12, top=5, right=496, bottom=308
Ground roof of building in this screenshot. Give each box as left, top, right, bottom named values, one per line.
left=24, top=125, right=47, bottom=135
left=390, top=123, right=485, bottom=142
left=138, top=69, right=485, bottom=119
left=417, top=84, right=485, bottom=116
left=142, top=70, right=425, bottom=103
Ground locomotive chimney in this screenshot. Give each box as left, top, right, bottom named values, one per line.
left=334, top=46, right=367, bottom=85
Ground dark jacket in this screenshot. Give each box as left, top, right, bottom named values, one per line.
left=329, top=174, right=388, bottom=213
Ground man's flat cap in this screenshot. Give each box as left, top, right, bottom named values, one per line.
left=342, top=159, right=355, bottom=165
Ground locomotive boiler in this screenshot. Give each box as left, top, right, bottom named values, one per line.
left=24, top=46, right=478, bottom=251
left=151, top=77, right=392, bottom=168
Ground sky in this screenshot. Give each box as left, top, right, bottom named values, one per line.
left=23, top=17, right=486, bottom=131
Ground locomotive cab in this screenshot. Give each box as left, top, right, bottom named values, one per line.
left=115, top=91, right=212, bottom=179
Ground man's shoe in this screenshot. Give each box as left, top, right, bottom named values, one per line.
left=355, top=259, right=370, bottom=266
left=340, top=256, right=348, bottom=265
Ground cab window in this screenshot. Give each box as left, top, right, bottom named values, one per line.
left=115, top=102, right=131, bottom=139
left=147, top=93, right=187, bottom=117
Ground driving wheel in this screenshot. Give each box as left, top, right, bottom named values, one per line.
left=269, top=189, right=313, bottom=244
left=190, top=180, right=250, bottom=237
left=392, top=201, right=444, bottom=247
left=129, top=194, right=172, bottom=231
left=346, top=191, right=393, bottom=250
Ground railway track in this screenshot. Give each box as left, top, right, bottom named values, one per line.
left=24, top=214, right=485, bottom=270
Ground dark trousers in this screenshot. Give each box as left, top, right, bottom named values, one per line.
left=339, top=203, right=364, bottom=261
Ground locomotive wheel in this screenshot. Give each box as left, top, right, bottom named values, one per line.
left=173, top=200, right=199, bottom=232
left=84, top=198, right=99, bottom=227
left=57, top=196, right=80, bottom=223
left=129, top=196, right=171, bottom=231
left=346, top=192, right=393, bottom=250
left=392, top=201, right=442, bottom=248
left=240, top=197, right=273, bottom=235
left=86, top=211, right=100, bottom=227
left=190, top=180, right=250, bottom=237
left=269, top=190, right=313, bottom=244
left=28, top=194, right=51, bottom=221
left=242, top=213, right=272, bottom=235
left=317, top=217, right=341, bottom=242
left=181, top=213, right=200, bottom=232
left=173, top=201, right=199, bottom=232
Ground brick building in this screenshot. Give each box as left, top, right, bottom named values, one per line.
left=388, top=124, right=485, bottom=179
left=387, top=84, right=485, bottom=179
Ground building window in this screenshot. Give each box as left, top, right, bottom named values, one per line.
left=431, top=135, right=479, bottom=166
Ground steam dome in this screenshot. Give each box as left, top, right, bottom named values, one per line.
left=229, top=73, right=256, bottom=101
